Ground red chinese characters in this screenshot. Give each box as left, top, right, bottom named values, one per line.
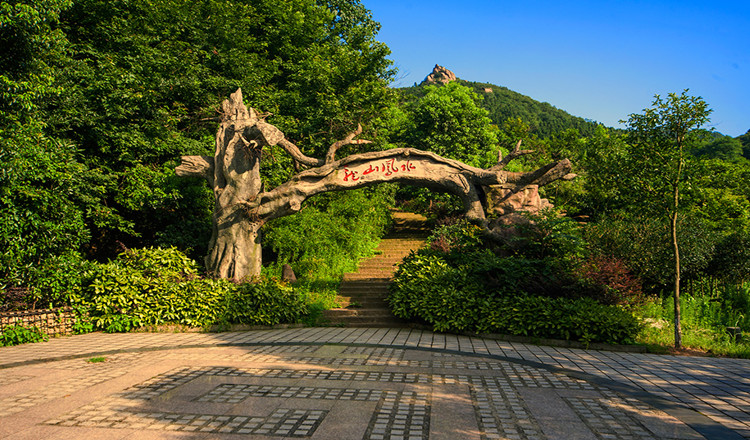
left=342, top=159, right=416, bottom=182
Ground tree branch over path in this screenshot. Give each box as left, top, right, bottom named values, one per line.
left=176, top=89, right=575, bottom=281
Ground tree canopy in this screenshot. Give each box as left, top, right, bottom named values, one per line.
left=1, top=0, right=396, bottom=295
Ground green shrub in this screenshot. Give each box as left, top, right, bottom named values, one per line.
left=427, top=219, right=483, bottom=254
left=389, top=220, right=644, bottom=345
left=219, top=278, right=307, bottom=326
left=585, top=215, right=719, bottom=292
left=264, top=186, right=394, bottom=280
left=72, top=247, right=307, bottom=331
left=575, top=255, right=645, bottom=307
left=504, top=210, right=587, bottom=264
left=390, top=265, right=643, bottom=344
left=0, top=325, right=48, bottom=346
left=115, top=246, right=199, bottom=280
left=481, top=296, right=643, bottom=345
left=708, top=231, right=750, bottom=283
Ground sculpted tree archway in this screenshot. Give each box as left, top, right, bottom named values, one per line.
left=177, top=89, right=576, bottom=281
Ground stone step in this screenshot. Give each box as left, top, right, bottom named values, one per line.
left=342, top=277, right=393, bottom=282
left=358, top=256, right=408, bottom=262
left=357, top=261, right=401, bottom=267
left=321, top=308, right=395, bottom=319
left=323, top=210, right=428, bottom=327
left=321, top=318, right=409, bottom=328
left=356, top=263, right=399, bottom=269
left=335, top=298, right=389, bottom=309
left=338, top=289, right=390, bottom=297
left=336, top=289, right=389, bottom=297
left=339, top=281, right=389, bottom=292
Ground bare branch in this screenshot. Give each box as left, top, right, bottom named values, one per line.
left=277, top=138, right=325, bottom=167
left=488, top=139, right=535, bottom=171
left=504, top=158, right=573, bottom=187
left=325, top=124, right=373, bottom=164
left=176, top=155, right=214, bottom=186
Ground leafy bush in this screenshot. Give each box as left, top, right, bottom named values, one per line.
left=219, top=278, right=307, bottom=326
left=708, top=231, right=750, bottom=283
left=503, top=210, right=587, bottom=264
left=389, top=256, right=643, bottom=344
left=575, top=255, right=645, bottom=307
left=72, top=247, right=307, bottom=332
left=585, top=215, right=719, bottom=292
left=395, top=186, right=464, bottom=223
left=427, top=219, right=483, bottom=254
left=0, top=325, right=48, bottom=346
left=264, top=186, right=394, bottom=280
left=389, top=220, right=644, bottom=344
left=481, top=296, right=643, bottom=345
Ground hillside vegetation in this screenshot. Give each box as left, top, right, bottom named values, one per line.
left=399, top=79, right=601, bottom=139
left=2, top=0, right=749, bottom=354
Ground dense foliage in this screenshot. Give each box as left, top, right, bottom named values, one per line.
left=264, top=185, right=395, bottom=279
left=388, top=219, right=644, bottom=345
left=2, top=0, right=396, bottom=310
left=71, top=247, right=307, bottom=332
left=3, top=0, right=749, bottom=353
left=389, top=83, right=749, bottom=351
left=0, top=324, right=48, bottom=347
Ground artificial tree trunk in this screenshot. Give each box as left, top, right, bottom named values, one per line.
left=177, top=89, right=577, bottom=281
left=176, top=89, right=264, bottom=281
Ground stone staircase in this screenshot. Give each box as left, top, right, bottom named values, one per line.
left=320, top=211, right=429, bottom=327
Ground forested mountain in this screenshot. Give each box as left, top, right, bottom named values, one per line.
left=739, top=130, right=750, bottom=160
left=397, top=73, right=602, bottom=139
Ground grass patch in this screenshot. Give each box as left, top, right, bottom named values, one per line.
left=635, top=295, right=750, bottom=358
left=86, top=356, right=108, bottom=363
left=293, top=278, right=342, bottom=326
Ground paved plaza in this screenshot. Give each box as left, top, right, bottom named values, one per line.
left=0, top=327, right=748, bottom=439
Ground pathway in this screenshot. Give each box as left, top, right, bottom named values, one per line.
left=1, top=328, right=749, bottom=439
left=322, top=211, right=429, bottom=327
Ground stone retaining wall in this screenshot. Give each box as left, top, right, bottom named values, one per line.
left=0, top=307, right=75, bottom=337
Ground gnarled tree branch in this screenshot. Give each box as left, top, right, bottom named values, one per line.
left=489, top=139, right=535, bottom=171
left=325, top=123, right=372, bottom=164
left=176, top=88, right=577, bottom=281
left=242, top=148, right=507, bottom=225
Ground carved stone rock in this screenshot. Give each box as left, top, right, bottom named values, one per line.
left=281, top=264, right=297, bottom=283
left=485, top=184, right=552, bottom=216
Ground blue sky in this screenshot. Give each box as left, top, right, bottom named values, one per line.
left=364, top=0, right=749, bottom=137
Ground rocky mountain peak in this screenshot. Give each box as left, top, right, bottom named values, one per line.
left=423, top=64, right=457, bottom=85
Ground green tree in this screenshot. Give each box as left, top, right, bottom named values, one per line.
left=0, top=0, right=110, bottom=305
left=406, top=82, right=499, bottom=167
left=2, top=0, right=398, bottom=301
left=686, top=158, right=750, bottom=233
left=622, top=90, right=712, bottom=348
left=0, top=0, right=71, bottom=124
left=45, top=0, right=395, bottom=257
left=691, top=135, right=746, bottom=163
left=737, top=129, right=750, bottom=160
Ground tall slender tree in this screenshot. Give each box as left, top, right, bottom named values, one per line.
left=623, top=90, right=712, bottom=349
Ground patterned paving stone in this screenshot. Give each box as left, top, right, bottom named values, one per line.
left=0, top=374, right=33, bottom=387
left=1, top=330, right=744, bottom=439
left=196, top=384, right=385, bottom=403
left=46, top=397, right=327, bottom=436
left=364, top=391, right=431, bottom=440
left=565, top=394, right=671, bottom=439
left=0, top=353, right=143, bottom=417
left=471, top=383, right=545, bottom=440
